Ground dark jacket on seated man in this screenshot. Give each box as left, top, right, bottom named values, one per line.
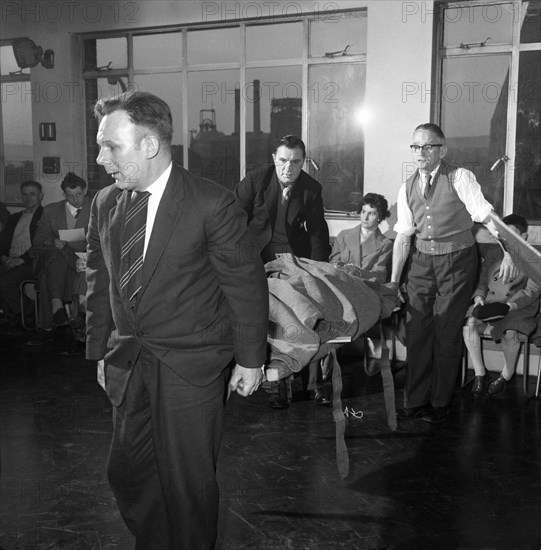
left=0, top=207, right=43, bottom=264
left=32, top=173, right=91, bottom=329
left=0, top=182, right=44, bottom=327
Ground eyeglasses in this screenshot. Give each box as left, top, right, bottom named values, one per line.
left=410, top=144, right=444, bottom=153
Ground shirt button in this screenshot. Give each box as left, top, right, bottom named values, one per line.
left=427, top=215, right=431, bottom=219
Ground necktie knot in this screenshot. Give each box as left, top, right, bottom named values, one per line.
left=74, top=208, right=82, bottom=218
left=281, top=185, right=292, bottom=204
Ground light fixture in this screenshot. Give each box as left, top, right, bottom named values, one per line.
left=12, top=38, right=54, bottom=71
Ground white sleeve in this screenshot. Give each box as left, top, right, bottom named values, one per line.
left=453, top=167, right=493, bottom=223
left=393, top=183, right=416, bottom=236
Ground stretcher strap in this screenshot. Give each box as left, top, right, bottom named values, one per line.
left=328, top=349, right=349, bottom=479
left=378, top=322, right=397, bottom=431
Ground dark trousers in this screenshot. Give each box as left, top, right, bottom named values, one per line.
left=107, top=347, right=226, bottom=550
left=0, top=263, right=35, bottom=320
left=405, top=246, right=477, bottom=408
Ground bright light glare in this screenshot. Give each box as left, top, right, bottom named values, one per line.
left=354, top=107, right=370, bottom=126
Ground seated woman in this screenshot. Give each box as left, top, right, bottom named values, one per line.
left=463, top=214, right=541, bottom=397
left=329, top=193, right=393, bottom=284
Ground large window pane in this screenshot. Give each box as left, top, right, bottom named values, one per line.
left=308, top=64, right=365, bottom=212
left=1, top=82, right=34, bottom=203
left=187, top=28, right=239, bottom=65
left=310, top=12, right=366, bottom=57
left=440, top=55, right=509, bottom=214
left=84, top=37, right=127, bottom=70
left=246, top=23, right=302, bottom=62
left=513, top=51, right=541, bottom=223
left=134, top=33, right=182, bottom=68
left=443, top=4, right=512, bottom=47
left=188, top=70, right=239, bottom=189
left=245, top=66, right=302, bottom=172
left=520, top=0, right=541, bottom=43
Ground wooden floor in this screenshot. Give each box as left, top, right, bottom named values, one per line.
left=1, top=331, right=541, bottom=550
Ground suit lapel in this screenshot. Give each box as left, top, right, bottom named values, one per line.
left=109, top=189, right=129, bottom=273
left=344, top=226, right=363, bottom=266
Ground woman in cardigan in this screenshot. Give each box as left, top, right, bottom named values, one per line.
left=329, top=193, right=393, bottom=284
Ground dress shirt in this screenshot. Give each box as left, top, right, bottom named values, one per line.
left=141, top=162, right=172, bottom=258
left=394, top=163, right=493, bottom=236
left=65, top=201, right=80, bottom=219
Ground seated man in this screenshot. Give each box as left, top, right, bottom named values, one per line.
left=0, top=181, right=44, bottom=332
left=28, top=173, right=91, bottom=345
left=329, top=192, right=393, bottom=284
left=463, top=214, right=541, bottom=397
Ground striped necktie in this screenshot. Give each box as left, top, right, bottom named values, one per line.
left=119, top=191, right=150, bottom=301
left=281, top=185, right=292, bottom=205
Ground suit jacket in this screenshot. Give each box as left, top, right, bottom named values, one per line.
left=235, top=166, right=330, bottom=261
left=329, top=226, right=393, bottom=284
left=33, top=196, right=91, bottom=253
left=85, top=163, right=269, bottom=406
left=0, top=206, right=43, bottom=264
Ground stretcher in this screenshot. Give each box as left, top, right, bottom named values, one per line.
left=262, top=254, right=400, bottom=478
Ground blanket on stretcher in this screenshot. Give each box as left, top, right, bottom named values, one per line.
left=265, top=254, right=397, bottom=377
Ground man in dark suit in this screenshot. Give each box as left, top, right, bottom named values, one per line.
left=235, top=134, right=330, bottom=263
left=86, top=91, right=268, bottom=550
left=235, top=135, right=330, bottom=408
left=32, top=173, right=91, bottom=330
left=0, top=180, right=43, bottom=331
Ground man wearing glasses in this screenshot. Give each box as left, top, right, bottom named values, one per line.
left=391, top=123, right=515, bottom=424
left=235, top=134, right=330, bottom=408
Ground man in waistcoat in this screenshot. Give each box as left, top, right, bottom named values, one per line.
left=391, top=123, right=516, bottom=424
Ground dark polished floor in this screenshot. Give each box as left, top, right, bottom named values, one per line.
left=1, top=330, right=541, bottom=550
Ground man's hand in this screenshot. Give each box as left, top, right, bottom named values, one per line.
left=97, top=359, right=105, bottom=390
left=498, top=251, right=519, bottom=284
left=229, top=364, right=263, bottom=398
left=473, top=295, right=485, bottom=307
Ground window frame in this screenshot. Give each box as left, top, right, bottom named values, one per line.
left=80, top=9, right=367, bottom=214
left=435, top=0, right=541, bottom=223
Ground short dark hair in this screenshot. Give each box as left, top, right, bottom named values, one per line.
left=503, top=213, right=528, bottom=234
left=273, top=135, right=306, bottom=158
left=94, top=91, right=173, bottom=148
left=20, top=180, right=42, bottom=193
left=61, top=172, right=87, bottom=192
left=357, top=193, right=391, bottom=221
left=414, top=123, right=446, bottom=142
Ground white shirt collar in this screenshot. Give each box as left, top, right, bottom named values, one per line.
left=144, top=162, right=172, bottom=199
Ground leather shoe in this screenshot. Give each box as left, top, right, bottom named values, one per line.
left=487, top=374, right=507, bottom=396
left=268, top=380, right=289, bottom=409
left=53, top=308, right=69, bottom=327
left=471, top=375, right=488, bottom=398
left=311, top=389, right=331, bottom=406
left=25, top=330, right=54, bottom=347
left=396, top=405, right=430, bottom=420
left=423, top=406, right=449, bottom=424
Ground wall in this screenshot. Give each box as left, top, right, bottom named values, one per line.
left=1, top=0, right=434, bottom=209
